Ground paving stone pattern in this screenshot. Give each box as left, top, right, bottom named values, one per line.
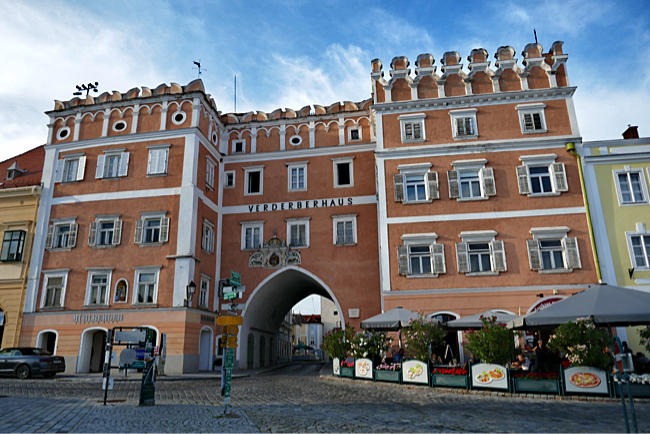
left=0, top=362, right=649, bottom=432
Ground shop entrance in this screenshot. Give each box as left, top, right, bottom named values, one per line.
left=198, top=328, right=212, bottom=371
left=238, top=266, right=344, bottom=370
left=78, top=328, right=107, bottom=373
left=37, top=331, right=57, bottom=354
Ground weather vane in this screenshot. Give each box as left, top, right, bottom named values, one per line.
left=73, top=82, right=99, bottom=97
left=193, top=60, right=207, bottom=78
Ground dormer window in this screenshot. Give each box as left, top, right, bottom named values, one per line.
left=5, top=162, right=25, bottom=180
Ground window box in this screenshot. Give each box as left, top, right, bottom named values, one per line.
left=374, top=369, right=401, bottom=383
left=431, top=372, right=469, bottom=388
left=340, top=366, right=355, bottom=378
left=513, top=376, right=560, bottom=394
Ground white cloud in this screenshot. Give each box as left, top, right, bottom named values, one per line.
left=0, top=2, right=174, bottom=161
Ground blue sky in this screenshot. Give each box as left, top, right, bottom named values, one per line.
left=1, top=0, right=649, bottom=163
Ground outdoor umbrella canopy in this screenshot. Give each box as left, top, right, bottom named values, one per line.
left=360, top=307, right=435, bottom=331
left=508, top=283, right=650, bottom=328
left=446, top=310, right=520, bottom=329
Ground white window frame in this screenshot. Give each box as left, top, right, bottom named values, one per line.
left=527, top=226, right=580, bottom=274
left=113, top=278, right=129, bottom=304
left=244, top=166, right=264, bottom=196
left=241, top=221, right=263, bottom=250
left=626, top=223, right=650, bottom=270
left=202, top=219, right=215, bottom=254
left=205, top=157, right=216, bottom=190
left=46, top=218, right=78, bottom=251
left=448, top=159, right=495, bottom=201
left=516, top=103, right=547, bottom=134
left=132, top=266, right=161, bottom=305
left=398, top=113, right=426, bottom=143
left=449, top=108, right=478, bottom=140
left=88, top=215, right=122, bottom=248
left=288, top=135, right=303, bottom=146
left=399, top=233, right=445, bottom=278
left=517, top=154, right=568, bottom=197
left=395, top=163, right=439, bottom=204
left=146, top=144, right=170, bottom=176
left=96, top=149, right=129, bottom=179
left=286, top=218, right=310, bottom=248
left=224, top=170, right=235, bottom=189
left=54, top=154, right=86, bottom=183
left=134, top=212, right=169, bottom=246
left=232, top=139, right=245, bottom=154
left=332, top=214, right=357, bottom=246
left=199, top=275, right=210, bottom=309
left=456, top=230, right=506, bottom=276
left=287, top=162, right=308, bottom=192
left=614, top=167, right=649, bottom=206
left=332, top=157, right=354, bottom=188
left=40, top=270, right=69, bottom=308
left=347, top=126, right=362, bottom=142
left=84, top=268, right=113, bottom=306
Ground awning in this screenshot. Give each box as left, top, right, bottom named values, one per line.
left=446, top=310, right=520, bottom=329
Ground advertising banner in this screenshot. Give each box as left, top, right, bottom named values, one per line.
left=563, top=366, right=608, bottom=395
left=332, top=358, right=340, bottom=376
left=355, top=358, right=373, bottom=380
left=471, top=363, right=508, bottom=389
left=402, top=360, right=428, bottom=384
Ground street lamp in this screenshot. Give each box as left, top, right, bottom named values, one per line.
left=185, top=281, right=196, bottom=307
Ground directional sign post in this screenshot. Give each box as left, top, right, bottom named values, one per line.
left=230, top=271, right=241, bottom=287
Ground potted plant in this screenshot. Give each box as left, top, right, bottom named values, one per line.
left=374, top=362, right=401, bottom=383
left=322, top=327, right=354, bottom=376
left=431, top=367, right=469, bottom=388
left=340, top=359, right=355, bottom=378
left=512, top=372, right=560, bottom=394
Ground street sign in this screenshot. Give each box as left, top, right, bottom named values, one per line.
left=230, top=271, right=241, bottom=286
left=225, top=336, right=238, bottom=347
left=222, top=303, right=246, bottom=311
left=216, top=315, right=243, bottom=326
left=223, top=325, right=240, bottom=335
left=114, top=329, right=146, bottom=344
left=224, top=291, right=238, bottom=301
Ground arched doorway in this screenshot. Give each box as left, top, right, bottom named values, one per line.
left=238, top=266, right=344, bottom=369
left=78, top=328, right=107, bottom=373
left=36, top=330, right=58, bottom=354
left=430, top=311, right=462, bottom=364
left=198, top=327, right=213, bottom=371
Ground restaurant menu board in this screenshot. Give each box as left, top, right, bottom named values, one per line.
left=563, top=366, right=608, bottom=395
left=355, top=358, right=373, bottom=379
left=402, top=360, right=428, bottom=384
left=471, top=363, right=508, bottom=390
left=333, top=358, right=340, bottom=376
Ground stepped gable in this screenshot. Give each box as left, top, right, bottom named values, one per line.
left=50, top=78, right=214, bottom=113
left=371, top=41, right=569, bottom=103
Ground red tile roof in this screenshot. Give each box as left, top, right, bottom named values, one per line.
left=0, top=146, right=44, bottom=189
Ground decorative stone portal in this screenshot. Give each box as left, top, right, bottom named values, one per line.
left=237, top=266, right=344, bottom=369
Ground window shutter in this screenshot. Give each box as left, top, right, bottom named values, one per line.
left=113, top=219, right=122, bottom=246
left=456, top=242, right=469, bottom=273
left=393, top=174, right=404, bottom=202
left=397, top=245, right=408, bottom=275
left=432, top=243, right=446, bottom=274
left=491, top=239, right=507, bottom=272
left=523, top=113, right=533, bottom=131
left=118, top=152, right=130, bottom=177
left=480, top=167, right=496, bottom=196
left=76, top=156, right=86, bottom=181
left=516, top=165, right=530, bottom=195
left=465, top=117, right=473, bottom=135
left=447, top=170, right=459, bottom=199
left=413, top=122, right=422, bottom=139
left=455, top=118, right=464, bottom=136
left=68, top=223, right=78, bottom=248
left=95, top=155, right=106, bottom=179
left=160, top=149, right=168, bottom=173
left=526, top=239, right=541, bottom=271
left=160, top=217, right=170, bottom=243
left=45, top=224, right=54, bottom=249
left=562, top=237, right=581, bottom=269
left=54, top=160, right=64, bottom=183
left=426, top=171, right=439, bottom=200
left=147, top=150, right=156, bottom=174
left=88, top=221, right=97, bottom=246
left=134, top=218, right=143, bottom=244
left=552, top=162, right=568, bottom=192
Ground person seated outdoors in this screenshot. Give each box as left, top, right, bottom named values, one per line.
left=430, top=352, right=443, bottom=366
left=511, top=353, right=531, bottom=371
left=393, top=348, right=404, bottom=363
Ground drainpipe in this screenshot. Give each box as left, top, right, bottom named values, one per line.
left=566, top=142, right=602, bottom=282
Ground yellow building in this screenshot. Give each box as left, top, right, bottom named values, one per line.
left=0, top=146, right=43, bottom=349
left=580, top=126, right=650, bottom=355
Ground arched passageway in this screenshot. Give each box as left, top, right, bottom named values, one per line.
left=238, top=266, right=343, bottom=369
left=77, top=328, right=107, bottom=373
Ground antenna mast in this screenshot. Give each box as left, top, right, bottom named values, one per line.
left=534, top=29, right=538, bottom=44
left=234, top=74, right=237, bottom=112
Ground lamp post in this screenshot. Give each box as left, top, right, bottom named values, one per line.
left=185, top=281, right=196, bottom=307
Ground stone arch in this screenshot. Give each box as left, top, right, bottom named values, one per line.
left=77, top=326, right=108, bottom=373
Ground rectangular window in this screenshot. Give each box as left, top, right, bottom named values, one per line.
left=333, top=158, right=354, bottom=188
left=468, top=243, right=492, bottom=272
left=241, top=222, right=263, bottom=250
left=616, top=170, right=647, bottom=204
left=224, top=170, right=235, bottom=188
left=287, top=221, right=308, bottom=247
left=147, top=147, right=169, bottom=175
left=288, top=164, right=307, bottom=191
left=87, top=272, right=110, bottom=305
left=399, top=113, right=426, bottom=143
left=206, top=158, right=216, bottom=190
left=134, top=269, right=158, bottom=304
left=46, top=221, right=78, bottom=250
left=539, top=240, right=565, bottom=270
left=56, top=156, right=86, bottom=183
left=630, top=234, right=650, bottom=268
left=134, top=215, right=169, bottom=245
left=405, top=174, right=427, bottom=202
left=199, top=277, right=209, bottom=308
left=62, top=158, right=79, bottom=182
left=523, top=113, right=543, bottom=131
left=348, top=127, right=361, bottom=141
left=397, top=234, right=445, bottom=277
left=516, top=103, right=547, bottom=133
left=517, top=154, right=568, bottom=196
left=527, top=227, right=581, bottom=273
left=88, top=217, right=121, bottom=248
left=245, top=168, right=263, bottom=195
left=41, top=272, right=67, bottom=308
left=394, top=165, right=439, bottom=203
left=455, top=117, right=474, bottom=136
left=409, top=245, right=432, bottom=275
left=450, top=109, right=478, bottom=139
left=456, top=231, right=506, bottom=275
left=202, top=220, right=215, bottom=254
left=333, top=215, right=357, bottom=246
left=144, top=219, right=161, bottom=243
left=458, top=169, right=481, bottom=199
left=233, top=140, right=245, bottom=154
left=529, top=166, right=553, bottom=194
left=1, top=230, right=26, bottom=262
left=404, top=122, right=422, bottom=140
left=95, top=152, right=129, bottom=179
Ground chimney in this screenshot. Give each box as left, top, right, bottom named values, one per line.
left=622, top=125, right=639, bottom=139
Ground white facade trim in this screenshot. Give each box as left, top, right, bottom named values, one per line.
left=51, top=187, right=182, bottom=205
left=221, top=194, right=377, bottom=215
left=386, top=206, right=585, bottom=224
left=384, top=283, right=588, bottom=296
left=224, top=143, right=375, bottom=163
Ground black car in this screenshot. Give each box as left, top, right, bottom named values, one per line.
left=0, top=347, right=66, bottom=379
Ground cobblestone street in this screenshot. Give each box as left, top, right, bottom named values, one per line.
left=0, top=362, right=649, bottom=432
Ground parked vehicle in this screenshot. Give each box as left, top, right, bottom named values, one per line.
left=0, top=347, right=65, bottom=379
